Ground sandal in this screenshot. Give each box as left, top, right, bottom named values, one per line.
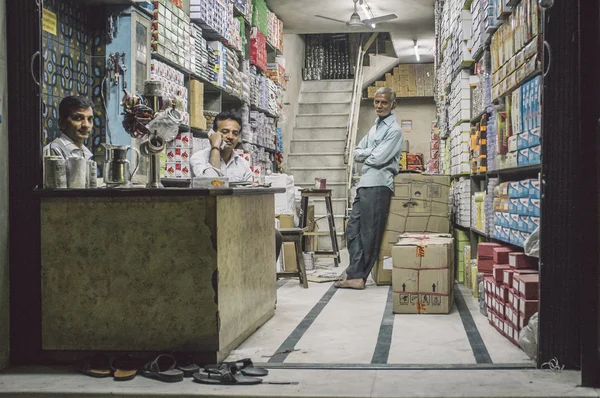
left=141, top=354, right=184, bottom=383
left=193, top=365, right=262, bottom=385
left=75, top=353, right=112, bottom=378
left=111, top=354, right=143, bottom=381
left=204, top=358, right=268, bottom=377
left=172, top=351, right=200, bottom=378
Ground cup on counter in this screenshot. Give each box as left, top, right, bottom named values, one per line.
left=67, top=157, right=87, bottom=188
left=44, top=156, right=67, bottom=189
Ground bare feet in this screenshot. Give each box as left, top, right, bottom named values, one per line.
left=334, top=278, right=366, bottom=290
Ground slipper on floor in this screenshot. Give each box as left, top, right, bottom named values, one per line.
left=141, top=354, right=184, bottom=383
left=204, top=358, right=268, bottom=377
left=172, top=351, right=200, bottom=378
left=76, top=353, right=112, bottom=378
left=193, top=365, right=262, bottom=385
left=111, top=354, right=143, bottom=381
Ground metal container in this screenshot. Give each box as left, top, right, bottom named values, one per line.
left=102, top=144, right=140, bottom=187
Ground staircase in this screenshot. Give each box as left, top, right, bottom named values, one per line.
left=288, top=79, right=354, bottom=250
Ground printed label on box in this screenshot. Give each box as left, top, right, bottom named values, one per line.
left=530, top=179, right=541, bottom=199
left=383, top=257, right=393, bottom=270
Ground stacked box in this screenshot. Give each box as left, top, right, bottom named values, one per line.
left=427, top=121, right=441, bottom=173
left=189, top=79, right=206, bottom=130
left=252, top=0, right=269, bottom=37
left=471, top=191, right=486, bottom=232
left=266, top=56, right=286, bottom=88
left=152, top=0, right=192, bottom=70
left=454, top=228, right=470, bottom=283
left=190, top=0, right=230, bottom=42
left=392, top=234, right=455, bottom=314
left=163, top=129, right=194, bottom=180
left=485, top=177, right=499, bottom=234
left=450, top=123, right=470, bottom=175
left=191, top=24, right=212, bottom=81
left=266, top=10, right=282, bottom=51
left=372, top=174, right=451, bottom=286
left=483, top=246, right=539, bottom=345
left=150, top=59, right=189, bottom=124
left=470, top=117, right=488, bottom=174
left=491, top=178, right=541, bottom=247
left=250, top=27, right=267, bottom=72
left=451, top=177, right=471, bottom=227
left=208, top=41, right=226, bottom=88
left=368, top=64, right=434, bottom=98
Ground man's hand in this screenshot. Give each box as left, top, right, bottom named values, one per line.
left=209, top=132, right=223, bottom=149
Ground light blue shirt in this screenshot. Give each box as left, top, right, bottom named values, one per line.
left=354, top=113, right=404, bottom=192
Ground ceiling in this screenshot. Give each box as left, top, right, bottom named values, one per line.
left=265, top=0, right=436, bottom=61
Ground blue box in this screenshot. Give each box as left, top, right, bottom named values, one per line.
left=520, top=231, right=532, bottom=245
left=519, top=179, right=531, bottom=197
left=509, top=198, right=520, bottom=214
left=494, top=211, right=503, bottom=227
left=530, top=198, right=541, bottom=217
left=518, top=198, right=530, bottom=215
left=529, top=145, right=541, bottom=165
left=518, top=132, right=531, bottom=150
left=501, top=212, right=511, bottom=228
left=529, top=128, right=541, bottom=147
left=494, top=225, right=503, bottom=239
left=529, top=216, right=540, bottom=232
left=508, top=181, right=523, bottom=198
left=529, top=179, right=540, bottom=198
left=518, top=215, right=529, bottom=232
left=509, top=229, right=520, bottom=245
left=518, top=148, right=530, bottom=166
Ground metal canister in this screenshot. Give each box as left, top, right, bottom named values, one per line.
left=43, top=156, right=67, bottom=189
left=87, top=160, right=98, bottom=188
left=66, top=157, right=87, bottom=188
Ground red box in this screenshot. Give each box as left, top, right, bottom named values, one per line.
left=406, top=153, right=424, bottom=165
left=478, top=242, right=502, bottom=257
left=509, top=252, right=538, bottom=269
left=509, top=287, right=519, bottom=308
left=497, top=284, right=509, bottom=302
left=493, top=264, right=511, bottom=284
left=478, top=258, right=495, bottom=273
left=493, top=247, right=513, bottom=264
left=503, top=269, right=515, bottom=287
left=407, top=165, right=425, bottom=172
left=518, top=274, right=539, bottom=300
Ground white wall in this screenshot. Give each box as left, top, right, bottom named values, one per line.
left=357, top=98, right=436, bottom=162
left=281, top=34, right=304, bottom=169
left=0, top=0, right=9, bottom=370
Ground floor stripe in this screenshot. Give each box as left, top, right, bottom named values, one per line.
left=255, top=362, right=535, bottom=370
left=268, top=283, right=338, bottom=363
left=454, top=286, right=493, bottom=364
left=371, top=285, right=394, bottom=364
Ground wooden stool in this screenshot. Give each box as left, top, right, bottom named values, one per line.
left=299, top=189, right=341, bottom=267
left=276, top=228, right=308, bottom=288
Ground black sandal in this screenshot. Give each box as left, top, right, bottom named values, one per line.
left=172, top=351, right=200, bottom=378
left=141, top=354, right=184, bottom=383
left=193, top=365, right=263, bottom=385
left=204, top=358, right=268, bottom=377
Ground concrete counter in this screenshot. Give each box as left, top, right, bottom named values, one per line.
left=39, top=188, right=279, bottom=363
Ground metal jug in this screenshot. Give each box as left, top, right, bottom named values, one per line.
left=102, top=144, right=140, bottom=187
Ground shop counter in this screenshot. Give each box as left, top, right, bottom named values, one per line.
left=36, top=187, right=283, bottom=363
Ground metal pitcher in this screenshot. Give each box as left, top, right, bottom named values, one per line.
left=102, top=144, right=140, bottom=187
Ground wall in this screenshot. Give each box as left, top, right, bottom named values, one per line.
left=357, top=98, right=436, bottom=162
left=281, top=34, right=304, bottom=168
left=0, top=0, right=9, bottom=370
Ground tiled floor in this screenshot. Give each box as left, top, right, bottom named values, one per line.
left=229, top=251, right=532, bottom=367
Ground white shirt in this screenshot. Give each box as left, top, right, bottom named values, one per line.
left=43, top=133, right=93, bottom=160
left=190, top=148, right=252, bottom=182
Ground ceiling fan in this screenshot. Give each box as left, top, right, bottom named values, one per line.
left=315, top=0, right=398, bottom=29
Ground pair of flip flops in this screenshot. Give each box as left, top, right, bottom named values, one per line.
left=76, top=354, right=143, bottom=381
left=141, top=353, right=200, bottom=383
left=193, top=359, right=268, bottom=385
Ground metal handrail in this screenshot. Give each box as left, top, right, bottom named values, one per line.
left=344, top=47, right=366, bottom=219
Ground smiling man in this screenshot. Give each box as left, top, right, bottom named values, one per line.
left=43, top=96, right=94, bottom=160
left=336, top=86, right=404, bottom=290
left=190, top=110, right=252, bottom=182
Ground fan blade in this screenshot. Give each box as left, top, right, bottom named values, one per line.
left=364, top=14, right=398, bottom=24
left=315, top=15, right=348, bottom=24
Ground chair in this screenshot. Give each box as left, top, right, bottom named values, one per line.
left=277, top=228, right=308, bottom=288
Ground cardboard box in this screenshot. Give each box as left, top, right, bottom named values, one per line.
left=509, top=252, right=537, bottom=269
left=371, top=248, right=393, bottom=285
left=493, top=264, right=511, bottom=284
left=283, top=242, right=297, bottom=272
left=392, top=234, right=454, bottom=314
left=493, top=247, right=513, bottom=264
left=478, top=242, right=502, bottom=257
left=387, top=212, right=450, bottom=234
left=518, top=274, right=539, bottom=300
left=276, top=214, right=295, bottom=228
left=478, top=258, right=495, bottom=273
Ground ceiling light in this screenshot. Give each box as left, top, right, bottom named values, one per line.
left=371, top=23, right=376, bottom=28
left=414, top=40, right=420, bottom=62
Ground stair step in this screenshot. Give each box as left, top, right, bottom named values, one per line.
left=298, top=102, right=352, bottom=115
left=293, top=127, right=347, bottom=140
left=288, top=153, right=345, bottom=168
left=300, top=91, right=354, bottom=103
left=289, top=167, right=347, bottom=182
left=302, top=80, right=354, bottom=93
left=296, top=114, right=348, bottom=128
left=291, top=139, right=346, bottom=153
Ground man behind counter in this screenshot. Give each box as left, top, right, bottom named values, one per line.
left=190, top=111, right=283, bottom=261
left=43, top=95, right=94, bottom=160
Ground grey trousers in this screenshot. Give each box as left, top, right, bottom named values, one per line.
left=345, top=186, right=393, bottom=280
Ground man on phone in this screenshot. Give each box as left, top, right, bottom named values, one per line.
left=190, top=110, right=251, bottom=182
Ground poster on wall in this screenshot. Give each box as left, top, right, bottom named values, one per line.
left=401, top=120, right=413, bottom=133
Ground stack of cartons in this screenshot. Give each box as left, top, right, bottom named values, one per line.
left=371, top=174, right=451, bottom=285
left=483, top=244, right=539, bottom=345
left=368, top=64, right=435, bottom=98
left=454, top=228, right=469, bottom=283
left=189, top=79, right=206, bottom=130
left=392, top=234, right=455, bottom=314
